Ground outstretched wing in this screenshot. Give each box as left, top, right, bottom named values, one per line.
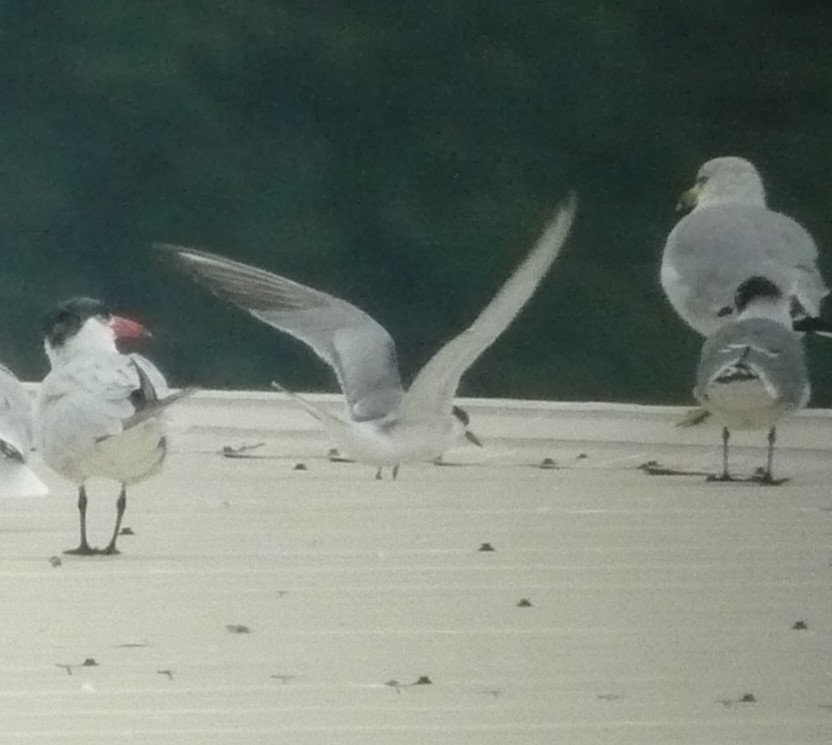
left=157, top=244, right=404, bottom=421
left=398, top=194, right=577, bottom=420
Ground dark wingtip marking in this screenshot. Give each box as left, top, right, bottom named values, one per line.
left=452, top=405, right=470, bottom=426
left=0, top=440, right=24, bottom=463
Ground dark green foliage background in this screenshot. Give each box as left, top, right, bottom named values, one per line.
left=3, top=1, right=831, bottom=404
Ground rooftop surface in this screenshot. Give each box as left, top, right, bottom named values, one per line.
left=2, top=392, right=830, bottom=744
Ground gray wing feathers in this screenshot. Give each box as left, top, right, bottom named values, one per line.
left=121, top=386, right=197, bottom=429
left=667, top=205, right=827, bottom=321
left=123, top=354, right=195, bottom=429
left=35, top=354, right=139, bottom=474
left=129, top=354, right=170, bottom=399
left=695, top=320, right=809, bottom=410
left=399, top=194, right=577, bottom=418
left=158, top=243, right=404, bottom=420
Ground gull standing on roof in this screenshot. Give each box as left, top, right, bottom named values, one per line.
left=661, top=156, right=829, bottom=337
left=694, top=276, right=809, bottom=484
left=0, top=362, right=49, bottom=497
left=159, top=194, right=576, bottom=479
left=36, top=297, right=194, bottom=555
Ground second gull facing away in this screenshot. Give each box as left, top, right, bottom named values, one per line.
left=694, top=276, right=809, bottom=484
left=158, top=194, right=576, bottom=479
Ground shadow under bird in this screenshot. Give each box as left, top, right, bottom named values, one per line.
left=694, top=276, right=809, bottom=484
left=0, top=362, right=49, bottom=497
left=35, top=298, right=196, bottom=555
left=158, top=194, right=576, bottom=478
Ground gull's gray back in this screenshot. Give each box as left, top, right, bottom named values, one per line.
left=664, top=204, right=826, bottom=333
left=695, top=318, right=809, bottom=412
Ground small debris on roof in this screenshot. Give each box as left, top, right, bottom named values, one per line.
left=327, top=448, right=354, bottom=463
left=226, top=624, right=251, bottom=634
left=384, top=675, right=433, bottom=691
left=220, top=442, right=265, bottom=459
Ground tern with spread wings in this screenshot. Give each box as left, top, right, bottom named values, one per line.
left=159, top=194, right=576, bottom=478
left=36, top=297, right=194, bottom=554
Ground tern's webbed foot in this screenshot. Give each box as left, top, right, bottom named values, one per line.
left=752, top=472, right=788, bottom=486
left=63, top=544, right=99, bottom=556
left=706, top=473, right=737, bottom=483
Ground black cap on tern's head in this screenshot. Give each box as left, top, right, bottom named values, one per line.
left=733, top=276, right=783, bottom=313
left=41, top=296, right=150, bottom=350
left=41, top=297, right=110, bottom=349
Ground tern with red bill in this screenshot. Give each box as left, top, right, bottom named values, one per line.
left=35, top=297, right=195, bottom=555
left=159, top=194, right=576, bottom=479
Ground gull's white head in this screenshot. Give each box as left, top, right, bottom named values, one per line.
left=677, top=156, right=767, bottom=213
left=42, top=296, right=150, bottom=367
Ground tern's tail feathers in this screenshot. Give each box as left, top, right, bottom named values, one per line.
left=124, top=386, right=199, bottom=430
left=0, top=462, right=49, bottom=498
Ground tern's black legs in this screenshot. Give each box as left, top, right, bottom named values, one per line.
left=102, top=485, right=127, bottom=555
left=765, top=426, right=776, bottom=481
left=722, top=427, right=731, bottom=480
left=64, top=485, right=96, bottom=555
left=64, top=484, right=131, bottom=556
left=374, top=466, right=401, bottom=480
